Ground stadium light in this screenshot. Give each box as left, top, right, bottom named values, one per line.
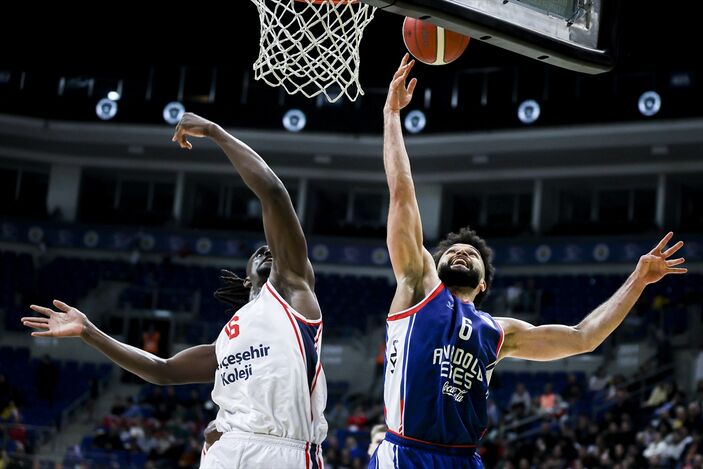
left=404, top=110, right=426, bottom=134
left=95, top=98, right=117, bottom=121
left=163, top=102, right=186, bottom=125
left=517, top=99, right=540, bottom=124
left=107, top=90, right=121, bottom=101
left=282, top=109, right=306, bottom=132
left=638, top=91, right=661, bottom=117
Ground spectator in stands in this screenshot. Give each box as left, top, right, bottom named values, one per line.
left=645, top=381, right=674, bottom=408
left=505, top=281, right=524, bottom=313
left=368, top=423, right=387, bottom=458
left=347, top=405, right=368, bottom=431
left=588, top=366, right=609, bottom=392
left=141, top=324, right=161, bottom=356
left=122, top=397, right=143, bottom=418
left=0, top=400, right=19, bottom=423
left=509, top=382, right=532, bottom=414
left=486, top=399, right=501, bottom=428
left=538, top=383, right=564, bottom=415
left=327, top=402, right=350, bottom=430
left=562, top=373, right=583, bottom=403
left=686, top=402, right=702, bottom=433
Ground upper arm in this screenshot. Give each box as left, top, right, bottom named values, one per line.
left=496, top=317, right=592, bottom=362
left=162, top=344, right=217, bottom=384
left=387, top=182, right=425, bottom=283
left=389, top=247, right=440, bottom=314
left=262, top=182, right=314, bottom=285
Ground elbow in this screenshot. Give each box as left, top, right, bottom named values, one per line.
left=264, top=177, right=289, bottom=202
left=574, top=326, right=597, bottom=354
left=388, top=181, right=415, bottom=202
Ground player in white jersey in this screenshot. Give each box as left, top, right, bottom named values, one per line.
left=22, top=113, right=327, bottom=468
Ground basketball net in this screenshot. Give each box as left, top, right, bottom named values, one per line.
left=250, top=0, right=376, bottom=103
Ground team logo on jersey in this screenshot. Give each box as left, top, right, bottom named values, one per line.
left=225, top=315, right=240, bottom=339
left=389, top=339, right=399, bottom=374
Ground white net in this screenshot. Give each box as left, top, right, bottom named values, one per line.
left=250, top=0, right=376, bottom=103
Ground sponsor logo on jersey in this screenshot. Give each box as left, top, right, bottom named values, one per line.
left=217, top=344, right=271, bottom=387
left=433, top=345, right=484, bottom=401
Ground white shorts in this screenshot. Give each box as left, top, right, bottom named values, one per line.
left=200, top=432, right=323, bottom=469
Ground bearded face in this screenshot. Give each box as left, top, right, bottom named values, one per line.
left=436, top=243, right=485, bottom=291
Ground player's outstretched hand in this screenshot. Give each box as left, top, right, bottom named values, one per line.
left=385, top=53, right=417, bottom=113
left=22, top=300, right=88, bottom=338
left=634, top=232, right=687, bottom=286
left=172, top=112, right=217, bottom=150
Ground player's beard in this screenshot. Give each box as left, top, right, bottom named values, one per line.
left=437, top=263, right=481, bottom=289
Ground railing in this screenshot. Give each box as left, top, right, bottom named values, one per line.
left=592, top=362, right=676, bottom=417
left=499, top=362, right=677, bottom=443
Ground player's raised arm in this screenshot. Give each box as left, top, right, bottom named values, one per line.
left=22, top=300, right=216, bottom=384
left=172, top=114, right=314, bottom=290
left=383, top=55, right=439, bottom=312
left=497, top=232, right=687, bottom=361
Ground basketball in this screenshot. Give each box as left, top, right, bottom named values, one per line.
left=402, top=17, right=470, bottom=66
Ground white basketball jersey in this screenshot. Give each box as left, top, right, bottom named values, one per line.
left=211, top=280, right=328, bottom=444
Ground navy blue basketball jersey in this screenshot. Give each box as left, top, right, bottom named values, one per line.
left=383, top=282, right=503, bottom=448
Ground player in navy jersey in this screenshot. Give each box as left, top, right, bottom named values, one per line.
left=370, top=54, right=688, bottom=469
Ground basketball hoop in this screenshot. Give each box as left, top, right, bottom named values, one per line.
left=250, top=0, right=376, bottom=103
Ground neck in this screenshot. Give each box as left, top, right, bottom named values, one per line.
left=447, top=285, right=478, bottom=304
left=249, top=285, right=263, bottom=301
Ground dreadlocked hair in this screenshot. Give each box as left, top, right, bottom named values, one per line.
left=213, top=269, right=251, bottom=312
left=432, top=226, right=495, bottom=308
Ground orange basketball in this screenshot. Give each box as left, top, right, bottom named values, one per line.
left=402, top=17, right=470, bottom=66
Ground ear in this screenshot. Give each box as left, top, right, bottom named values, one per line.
left=479, top=279, right=487, bottom=293
left=243, top=277, right=252, bottom=289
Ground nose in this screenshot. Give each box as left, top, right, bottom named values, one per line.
left=263, top=247, right=272, bottom=257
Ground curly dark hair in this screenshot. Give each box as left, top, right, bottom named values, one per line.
left=432, top=226, right=495, bottom=308
left=213, top=269, right=251, bottom=312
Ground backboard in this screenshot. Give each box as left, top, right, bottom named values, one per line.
left=362, top=0, right=618, bottom=74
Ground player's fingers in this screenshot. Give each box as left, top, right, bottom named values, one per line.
left=407, top=78, right=418, bottom=95
left=651, top=232, right=673, bottom=253
left=666, top=268, right=688, bottom=275
left=179, top=135, right=190, bottom=150
left=666, top=258, right=685, bottom=267
left=30, top=305, right=55, bottom=317
left=23, top=321, right=50, bottom=330
left=53, top=299, right=72, bottom=312
left=392, top=68, right=405, bottom=81
left=662, top=240, right=684, bottom=258
left=171, top=126, right=182, bottom=143
left=31, top=331, right=55, bottom=337
left=21, top=316, right=48, bottom=324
